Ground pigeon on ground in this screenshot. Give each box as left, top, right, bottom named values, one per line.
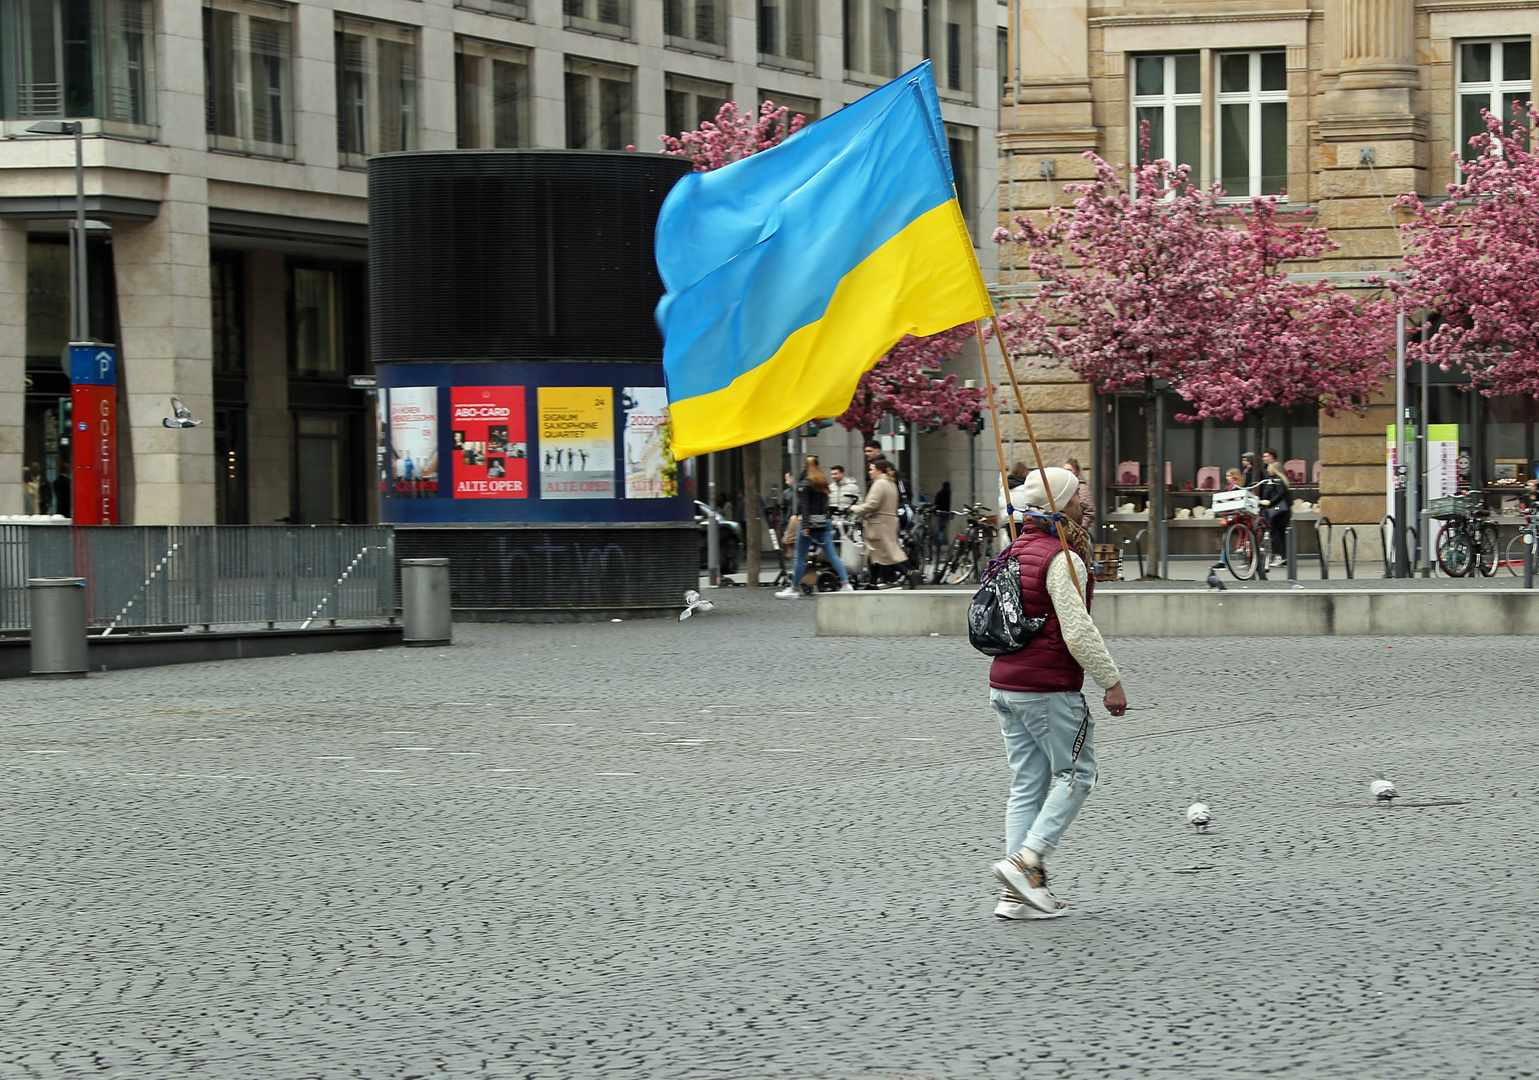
left=1186, top=799, right=1212, bottom=833
left=162, top=397, right=203, bottom=429
left=1370, top=771, right=1398, bottom=807
left=678, top=589, right=715, bottom=622
left=1205, top=565, right=1227, bottom=591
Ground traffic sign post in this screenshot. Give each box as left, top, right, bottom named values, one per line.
left=68, top=343, right=118, bottom=525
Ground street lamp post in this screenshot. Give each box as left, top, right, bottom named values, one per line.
left=26, top=120, right=87, bottom=341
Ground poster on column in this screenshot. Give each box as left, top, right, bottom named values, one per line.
left=389, top=387, right=440, bottom=497
left=621, top=387, right=674, bottom=498
left=538, top=387, right=614, bottom=499
left=451, top=386, right=528, bottom=498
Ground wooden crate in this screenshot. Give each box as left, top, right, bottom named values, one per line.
left=1093, top=543, right=1122, bottom=581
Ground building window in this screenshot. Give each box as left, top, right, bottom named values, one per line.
left=665, top=74, right=728, bottom=136
left=1131, top=53, right=1201, bottom=173
left=1457, top=39, right=1531, bottom=160
left=204, top=0, right=293, bottom=157
left=665, top=0, right=726, bottom=57
left=294, top=413, right=355, bottom=524
left=336, top=17, right=416, bottom=168
left=0, top=0, right=156, bottom=127
left=998, top=26, right=1008, bottom=109
left=564, top=0, right=629, bottom=40
left=211, top=250, right=245, bottom=375
left=456, top=0, right=527, bottom=22
left=292, top=266, right=343, bottom=378
left=759, top=0, right=815, bottom=73
left=845, top=0, right=899, bottom=82
left=758, top=89, right=818, bottom=122
left=946, top=122, right=976, bottom=237
left=457, top=38, right=529, bottom=148
left=1216, top=50, right=1287, bottom=198
left=565, top=58, right=632, bottom=149
left=923, top=0, right=973, bottom=99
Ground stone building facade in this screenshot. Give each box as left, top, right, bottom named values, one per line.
left=995, top=0, right=1537, bottom=558
left=1, top=0, right=1005, bottom=525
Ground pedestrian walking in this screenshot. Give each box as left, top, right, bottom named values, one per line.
left=828, top=464, right=862, bottom=510
left=988, top=467, right=1128, bottom=921
left=776, top=456, right=854, bottom=598
left=934, top=480, right=952, bottom=543
left=1257, top=453, right=1291, bottom=568
left=852, top=459, right=918, bottom=587
left=1062, top=458, right=1095, bottom=533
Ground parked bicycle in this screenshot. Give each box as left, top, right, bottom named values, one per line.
left=902, top=503, right=947, bottom=584
left=1212, top=487, right=1272, bottom=581
left=1502, top=487, right=1539, bottom=576
left=935, top=504, right=997, bottom=585
left=1431, top=491, right=1496, bottom=578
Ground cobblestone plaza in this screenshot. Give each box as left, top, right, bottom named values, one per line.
left=3, top=592, right=1536, bottom=1079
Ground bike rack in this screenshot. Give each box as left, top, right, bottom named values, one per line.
left=1314, top=517, right=1332, bottom=580
left=1342, top=526, right=1358, bottom=579
left=1125, top=529, right=1148, bottom=580
left=1380, top=515, right=1395, bottom=577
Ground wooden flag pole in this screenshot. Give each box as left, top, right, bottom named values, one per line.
left=973, top=321, right=1017, bottom=544
left=989, top=314, right=1084, bottom=596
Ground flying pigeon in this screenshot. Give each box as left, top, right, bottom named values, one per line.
left=1370, top=771, right=1398, bottom=807
left=1186, top=799, right=1212, bottom=833
left=162, top=397, right=203, bottom=429
left=1205, top=565, right=1227, bottom=591
left=678, top=589, right=715, bottom=622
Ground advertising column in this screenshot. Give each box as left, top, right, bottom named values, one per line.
left=68, top=343, right=117, bottom=525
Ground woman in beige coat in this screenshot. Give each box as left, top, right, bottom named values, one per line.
left=853, top=459, right=917, bottom=587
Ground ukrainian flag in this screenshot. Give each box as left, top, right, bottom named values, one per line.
left=655, top=61, right=993, bottom=460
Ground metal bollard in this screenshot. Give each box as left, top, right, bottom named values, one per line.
left=29, top=577, right=88, bottom=678
left=401, top=558, right=451, bottom=647
left=1286, top=522, right=1298, bottom=582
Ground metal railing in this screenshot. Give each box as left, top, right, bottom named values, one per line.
left=0, top=525, right=395, bottom=633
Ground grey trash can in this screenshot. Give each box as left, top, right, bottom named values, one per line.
left=401, top=558, right=451, bottom=647
left=29, top=577, right=88, bottom=678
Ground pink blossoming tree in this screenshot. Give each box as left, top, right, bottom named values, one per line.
left=657, top=101, right=985, bottom=441
left=996, top=143, right=1393, bottom=571
left=1397, top=104, right=1539, bottom=396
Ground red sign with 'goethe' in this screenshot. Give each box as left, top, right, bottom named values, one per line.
left=449, top=386, right=528, bottom=498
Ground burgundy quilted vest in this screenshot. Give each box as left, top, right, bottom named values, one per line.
left=988, top=526, right=1095, bottom=693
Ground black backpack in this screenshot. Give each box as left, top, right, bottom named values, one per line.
left=967, top=554, right=1047, bottom=656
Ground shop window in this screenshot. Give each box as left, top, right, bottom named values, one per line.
left=0, top=0, right=156, bottom=128
left=922, top=0, right=973, bottom=100
left=336, top=17, right=416, bottom=168
left=665, top=73, right=729, bottom=136
left=565, top=58, right=632, bottom=149
left=845, top=0, right=899, bottom=82
left=457, top=38, right=529, bottom=149
left=665, top=0, right=726, bottom=57
left=1216, top=50, right=1288, bottom=197
left=757, top=88, right=818, bottom=122
left=204, top=0, right=293, bottom=157
left=565, top=0, right=630, bottom=39
left=759, top=0, right=815, bottom=73
left=1457, top=39, right=1531, bottom=161
left=456, top=0, right=527, bottom=22
left=1131, top=53, right=1201, bottom=173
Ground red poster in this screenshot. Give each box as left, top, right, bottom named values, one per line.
left=450, top=387, right=528, bottom=498
left=70, top=384, right=118, bottom=524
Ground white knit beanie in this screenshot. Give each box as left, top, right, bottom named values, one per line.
left=1010, top=467, right=1079, bottom=515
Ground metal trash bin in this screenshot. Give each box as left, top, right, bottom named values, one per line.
left=29, top=577, right=88, bottom=678
left=401, top=558, right=451, bottom=647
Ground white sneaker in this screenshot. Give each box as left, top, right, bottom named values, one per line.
left=994, top=889, right=1069, bottom=920
left=990, top=853, right=1062, bottom=914
left=837, top=583, right=855, bottom=593
left=774, top=587, right=800, bottom=599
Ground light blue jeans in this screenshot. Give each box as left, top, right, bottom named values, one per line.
left=792, top=525, right=849, bottom=586
left=991, top=687, right=1098, bottom=856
